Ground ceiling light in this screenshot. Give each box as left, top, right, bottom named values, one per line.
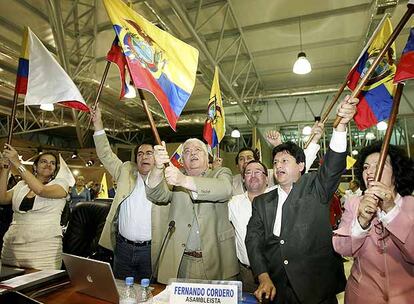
left=72, top=169, right=79, bottom=176
left=376, top=121, right=387, bottom=131
left=293, top=52, right=312, bottom=75
left=86, top=160, right=95, bottom=167
left=71, top=151, right=78, bottom=159
left=351, top=150, right=359, bottom=155
left=232, top=81, right=238, bottom=87
left=365, top=132, right=376, bottom=140
left=40, top=104, right=54, bottom=111
left=302, top=125, right=312, bottom=136
left=293, top=17, right=311, bottom=75
left=124, top=83, right=136, bottom=99
left=231, top=128, right=241, bottom=138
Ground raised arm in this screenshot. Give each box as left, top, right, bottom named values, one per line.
left=314, top=97, right=357, bottom=202
left=2, top=144, right=67, bottom=198
left=91, top=105, right=123, bottom=180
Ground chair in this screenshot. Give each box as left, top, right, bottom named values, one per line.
left=63, top=201, right=113, bottom=264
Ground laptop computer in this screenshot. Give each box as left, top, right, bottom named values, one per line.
left=62, top=253, right=120, bottom=303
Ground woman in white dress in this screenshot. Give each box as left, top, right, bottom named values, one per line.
left=0, top=144, right=70, bottom=269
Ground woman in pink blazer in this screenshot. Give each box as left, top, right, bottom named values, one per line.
left=333, top=142, right=414, bottom=304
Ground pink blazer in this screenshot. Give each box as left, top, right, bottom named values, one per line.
left=333, top=195, right=414, bottom=304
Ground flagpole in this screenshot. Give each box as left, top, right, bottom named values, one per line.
left=304, top=81, right=347, bottom=149
left=7, top=83, right=20, bottom=145
left=87, top=60, right=111, bottom=130
left=373, top=82, right=403, bottom=202
left=138, top=89, right=162, bottom=145
left=332, top=3, right=414, bottom=128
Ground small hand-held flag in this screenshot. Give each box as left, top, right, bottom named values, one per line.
left=102, top=0, right=199, bottom=131
left=16, top=27, right=89, bottom=112
left=203, top=66, right=226, bottom=148
left=170, top=144, right=183, bottom=168
left=346, top=17, right=396, bottom=130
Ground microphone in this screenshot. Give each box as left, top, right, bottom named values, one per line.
left=149, top=220, right=175, bottom=283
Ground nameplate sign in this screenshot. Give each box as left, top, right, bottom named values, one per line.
left=170, top=282, right=238, bottom=304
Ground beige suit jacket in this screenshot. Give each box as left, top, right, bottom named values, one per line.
left=146, top=167, right=239, bottom=284
left=93, top=133, right=169, bottom=268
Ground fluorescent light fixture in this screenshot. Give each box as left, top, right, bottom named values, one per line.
left=231, top=128, right=241, bottom=138
left=376, top=121, right=387, bottom=131
left=40, top=104, right=54, bottom=111
left=302, top=125, right=312, bottom=136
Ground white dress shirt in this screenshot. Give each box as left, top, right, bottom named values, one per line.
left=94, top=129, right=152, bottom=242
left=118, top=171, right=152, bottom=242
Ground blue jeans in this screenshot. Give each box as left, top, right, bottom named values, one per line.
left=113, top=234, right=152, bottom=281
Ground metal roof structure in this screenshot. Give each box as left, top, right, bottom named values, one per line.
left=1, top=0, right=414, bottom=155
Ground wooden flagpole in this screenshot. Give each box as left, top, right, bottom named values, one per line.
left=138, top=89, right=162, bottom=145
left=331, top=3, right=414, bottom=129
left=373, top=82, right=403, bottom=205
left=87, top=60, right=111, bottom=130
left=7, top=82, right=20, bottom=145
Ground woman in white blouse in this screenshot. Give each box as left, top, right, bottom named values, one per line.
left=0, top=144, right=70, bottom=269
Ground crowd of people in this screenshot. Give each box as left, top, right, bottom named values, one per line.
left=0, top=95, right=413, bottom=303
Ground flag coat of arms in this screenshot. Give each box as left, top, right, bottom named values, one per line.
left=203, top=66, right=226, bottom=148
left=346, top=17, right=396, bottom=130
left=103, top=0, right=199, bottom=130
left=16, top=27, right=89, bottom=111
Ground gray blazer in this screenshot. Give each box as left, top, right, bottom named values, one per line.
left=146, top=167, right=239, bottom=284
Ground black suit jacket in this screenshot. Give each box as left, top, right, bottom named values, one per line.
left=246, top=149, right=347, bottom=304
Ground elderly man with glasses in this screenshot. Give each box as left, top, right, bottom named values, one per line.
left=146, top=138, right=238, bottom=284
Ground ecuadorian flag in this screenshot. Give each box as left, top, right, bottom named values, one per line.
left=394, top=24, right=414, bottom=83
left=16, top=27, right=89, bottom=111
left=103, top=0, right=199, bottom=131
left=170, top=144, right=183, bottom=168
left=346, top=17, right=396, bottom=130
left=203, top=67, right=226, bottom=148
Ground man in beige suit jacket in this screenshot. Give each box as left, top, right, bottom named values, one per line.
left=146, top=138, right=239, bottom=284
left=91, top=106, right=169, bottom=281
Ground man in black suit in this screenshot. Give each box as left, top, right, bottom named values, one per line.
left=246, top=97, right=357, bottom=304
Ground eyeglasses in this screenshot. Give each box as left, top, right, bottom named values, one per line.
left=244, top=170, right=266, bottom=177
left=374, top=221, right=390, bottom=247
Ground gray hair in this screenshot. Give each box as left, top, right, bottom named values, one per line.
left=182, top=138, right=208, bottom=157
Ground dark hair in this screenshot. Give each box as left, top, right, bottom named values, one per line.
left=355, top=141, right=414, bottom=196
left=242, top=160, right=268, bottom=177
left=33, top=152, right=59, bottom=177
left=235, top=147, right=260, bottom=165
left=133, top=142, right=154, bottom=159
left=272, top=141, right=306, bottom=175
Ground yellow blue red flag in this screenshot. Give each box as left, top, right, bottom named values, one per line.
left=203, top=66, right=226, bottom=148
left=346, top=17, right=396, bottom=130
left=103, top=0, right=199, bottom=131
left=170, top=143, right=183, bottom=168
left=394, top=23, right=414, bottom=83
